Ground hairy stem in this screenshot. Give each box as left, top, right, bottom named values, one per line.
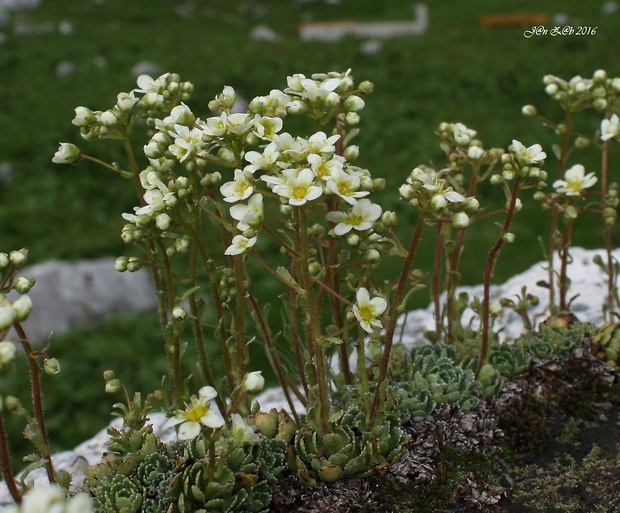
left=478, top=178, right=521, bottom=375
left=370, top=213, right=426, bottom=426
left=14, top=323, right=55, bottom=483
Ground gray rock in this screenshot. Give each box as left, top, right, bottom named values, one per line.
left=8, top=258, right=157, bottom=344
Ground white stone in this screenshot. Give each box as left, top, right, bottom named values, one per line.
left=7, top=258, right=157, bottom=344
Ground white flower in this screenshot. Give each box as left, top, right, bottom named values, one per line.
left=244, top=142, right=280, bottom=171
left=601, top=114, right=620, bottom=142
left=421, top=178, right=465, bottom=211
left=168, top=386, right=225, bottom=440
left=20, top=484, right=67, bottom=513
left=169, top=124, right=205, bottom=163
left=326, top=199, right=382, bottom=236
left=52, top=143, right=81, bottom=164
left=220, top=169, right=255, bottom=203
left=453, top=122, right=476, bottom=146
left=325, top=167, right=369, bottom=205
left=307, top=153, right=345, bottom=180
left=307, top=131, right=340, bottom=155
left=225, top=234, right=257, bottom=256
left=262, top=168, right=322, bottom=206
left=230, top=193, right=264, bottom=231
left=511, top=139, right=546, bottom=166
left=253, top=115, right=283, bottom=141
left=552, top=164, right=597, bottom=196
left=230, top=413, right=261, bottom=445
left=352, top=287, right=387, bottom=333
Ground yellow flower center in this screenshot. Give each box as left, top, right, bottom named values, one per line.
left=345, top=214, right=363, bottom=226
left=186, top=404, right=207, bottom=422
left=337, top=181, right=351, bottom=196
left=358, top=306, right=373, bottom=322
left=293, top=186, right=307, bottom=199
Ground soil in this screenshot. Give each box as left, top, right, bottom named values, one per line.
left=269, top=347, right=620, bottom=513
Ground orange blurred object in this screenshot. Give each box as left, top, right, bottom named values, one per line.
left=480, top=13, right=549, bottom=28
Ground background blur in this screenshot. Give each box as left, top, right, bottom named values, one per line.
left=1, top=0, right=619, bottom=463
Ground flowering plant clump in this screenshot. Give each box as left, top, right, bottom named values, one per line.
left=0, top=67, right=619, bottom=511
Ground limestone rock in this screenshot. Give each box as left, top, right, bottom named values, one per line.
left=8, top=258, right=157, bottom=343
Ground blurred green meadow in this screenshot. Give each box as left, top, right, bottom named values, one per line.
left=1, top=0, right=619, bottom=461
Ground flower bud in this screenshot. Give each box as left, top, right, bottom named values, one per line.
left=52, top=143, right=82, bottom=164
left=243, top=371, right=265, bottom=394
left=343, top=95, right=365, bottom=112
left=574, top=136, right=590, bottom=149
left=521, top=104, right=538, bottom=117
left=502, top=169, right=515, bottom=181
left=12, top=295, right=32, bottom=321
left=345, top=112, right=360, bottom=125
left=467, top=146, right=485, bottom=160
left=346, top=234, right=360, bottom=246
left=325, top=91, right=340, bottom=108
left=9, top=249, right=28, bottom=268
left=343, top=145, right=359, bottom=161
left=490, top=174, right=505, bottom=186
left=461, top=197, right=480, bottom=214
left=363, top=249, right=381, bottom=264
left=452, top=211, right=470, bottom=229
left=3, top=396, right=21, bottom=412
left=502, top=232, right=516, bottom=243
left=381, top=211, right=397, bottom=228
left=100, top=110, right=118, bottom=126
left=593, top=69, right=607, bottom=81
left=308, top=261, right=323, bottom=276
left=13, top=276, right=35, bottom=294
left=564, top=205, right=578, bottom=220
left=114, top=256, right=129, bottom=272
left=126, top=257, right=142, bottom=272
left=155, top=213, right=171, bottom=231
left=103, top=369, right=116, bottom=381
left=172, top=305, right=187, bottom=321
left=44, top=358, right=61, bottom=375
left=105, top=378, right=122, bottom=394
left=593, top=98, right=608, bottom=111
left=0, top=341, right=16, bottom=367
left=72, top=106, right=96, bottom=127
left=0, top=305, right=16, bottom=331
left=358, top=80, right=374, bottom=94
left=0, top=253, right=8, bottom=268
left=286, top=100, right=307, bottom=115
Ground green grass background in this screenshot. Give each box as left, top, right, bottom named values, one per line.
left=1, top=0, right=619, bottom=464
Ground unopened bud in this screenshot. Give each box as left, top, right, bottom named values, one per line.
left=9, top=249, right=28, bottom=268
left=44, top=358, right=61, bottom=375
left=343, top=95, right=365, bottom=112
left=521, top=104, right=538, bottom=117
left=381, top=211, right=397, bottom=228
left=172, top=305, right=187, bottom=321
left=12, top=295, right=32, bottom=321
left=105, top=379, right=122, bottom=394
left=0, top=305, right=16, bottom=331
left=452, top=211, right=470, bottom=229
left=343, top=145, right=359, bottom=161
left=114, top=256, right=129, bottom=272
left=13, top=276, right=35, bottom=294
left=358, top=80, right=374, bottom=94
left=0, top=254, right=8, bottom=268
left=103, top=370, right=116, bottom=381
left=3, top=396, right=21, bottom=412
left=502, top=232, right=516, bottom=243
left=243, top=371, right=265, bottom=394
left=363, top=249, right=380, bottom=264
left=0, top=341, right=16, bottom=366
